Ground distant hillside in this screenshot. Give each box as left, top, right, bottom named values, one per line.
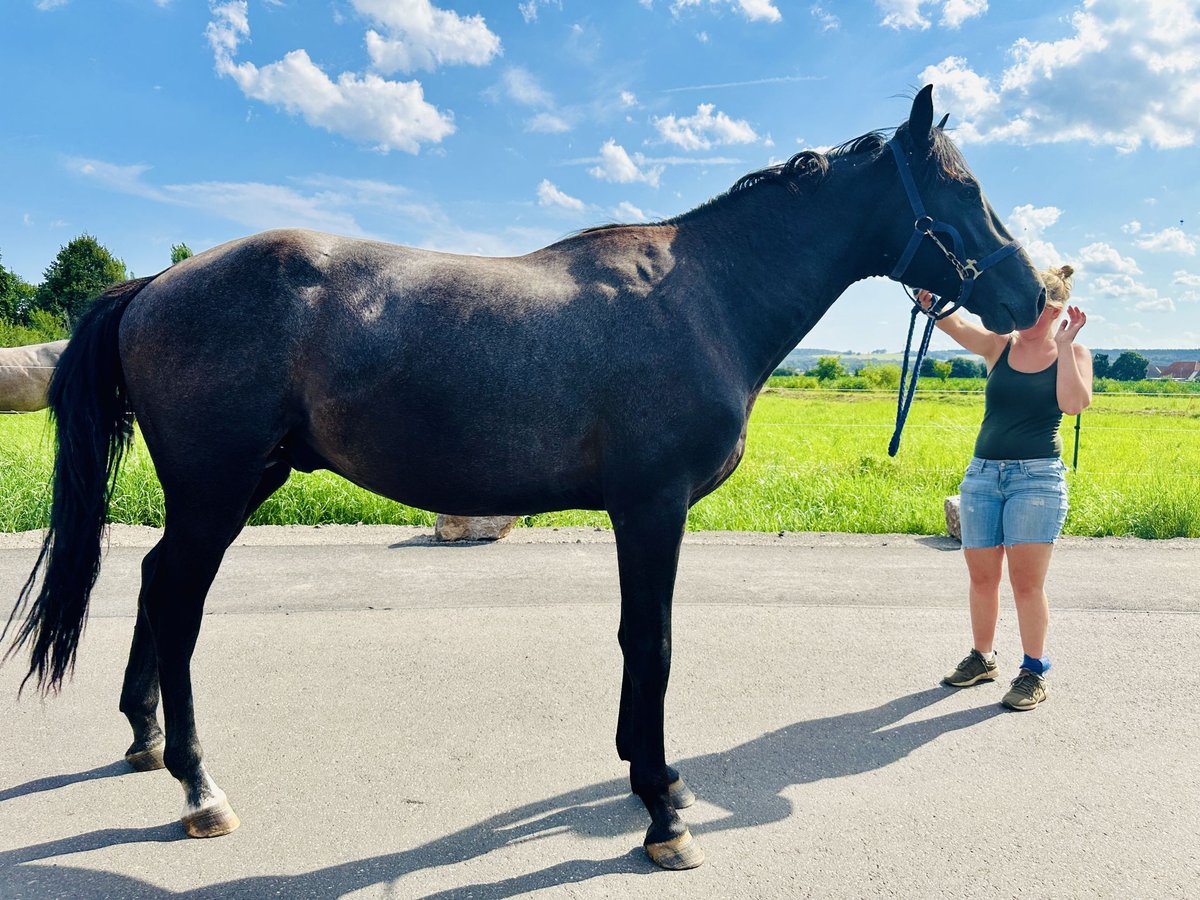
left=782, top=347, right=982, bottom=372
left=782, top=346, right=1200, bottom=373
left=1091, top=349, right=1200, bottom=367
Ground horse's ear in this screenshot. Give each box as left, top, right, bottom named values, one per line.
left=907, top=85, right=935, bottom=148
left=937, top=113, right=950, bottom=130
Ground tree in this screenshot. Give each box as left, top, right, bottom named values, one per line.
left=809, top=355, right=846, bottom=381
left=0, top=254, right=36, bottom=323
left=859, top=363, right=901, bottom=389
left=1109, top=351, right=1150, bottom=382
left=33, top=234, right=127, bottom=324
left=1092, top=353, right=1110, bottom=379
left=171, top=242, right=193, bottom=264
left=949, top=357, right=985, bottom=378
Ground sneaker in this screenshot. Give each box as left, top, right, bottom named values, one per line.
left=942, top=649, right=999, bottom=687
left=1002, top=669, right=1049, bottom=711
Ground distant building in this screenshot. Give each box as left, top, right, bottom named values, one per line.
left=1156, top=361, right=1200, bottom=381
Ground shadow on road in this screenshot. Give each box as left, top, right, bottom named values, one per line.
left=1, top=686, right=1001, bottom=898
left=0, top=761, right=132, bottom=803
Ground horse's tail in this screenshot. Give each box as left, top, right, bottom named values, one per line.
left=3, top=275, right=156, bottom=695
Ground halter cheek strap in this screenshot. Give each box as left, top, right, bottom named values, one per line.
left=884, top=136, right=1023, bottom=456
left=885, top=137, right=1021, bottom=320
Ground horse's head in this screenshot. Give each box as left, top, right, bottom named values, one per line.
left=880, top=85, right=1044, bottom=333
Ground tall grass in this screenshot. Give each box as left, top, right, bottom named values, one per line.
left=2, top=390, right=1197, bottom=537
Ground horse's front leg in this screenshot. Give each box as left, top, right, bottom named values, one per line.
left=617, top=670, right=696, bottom=810
left=611, top=494, right=704, bottom=870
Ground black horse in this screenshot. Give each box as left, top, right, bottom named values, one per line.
left=6, top=86, right=1043, bottom=869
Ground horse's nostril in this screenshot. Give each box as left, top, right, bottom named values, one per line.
left=1037, top=287, right=1047, bottom=314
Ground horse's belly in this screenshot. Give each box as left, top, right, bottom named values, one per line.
left=299, top=414, right=606, bottom=516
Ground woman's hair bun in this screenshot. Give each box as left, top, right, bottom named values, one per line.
left=1057, top=264, right=1074, bottom=280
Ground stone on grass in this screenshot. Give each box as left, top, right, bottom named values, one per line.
left=944, top=495, right=962, bottom=542
left=434, top=514, right=517, bottom=542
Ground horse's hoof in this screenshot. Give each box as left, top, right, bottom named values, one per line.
left=182, top=797, right=240, bottom=838
left=645, top=829, right=704, bottom=870
left=668, top=774, right=695, bottom=809
left=124, top=742, right=166, bottom=772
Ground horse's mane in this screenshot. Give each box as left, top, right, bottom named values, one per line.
left=575, top=120, right=971, bottom=235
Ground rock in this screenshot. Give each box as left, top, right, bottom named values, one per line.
left=944, top=495, right=962, bottom=542
left=434, top=514, right=517, bottom=542
left=0, top=340, right=67, bottom=412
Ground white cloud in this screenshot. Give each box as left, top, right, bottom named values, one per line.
left=1121, top=220, right=1142, bottom=234
left=518, top=0, right=561, bottom=23
left=67, top=156, right=367, bottom=234
left=918, top=57, right=1001, bottom=121
left=1077, top=242, right=1141, bottom=275
left=1172, top=270, right=1200, bottom=287
left=878, top=0, right=986, bottom=30
left=536, top=179, right=584, bottom=212
left=526, top=112, right=570, bottom=134
left=588, top=140, right=664, bottom=187
left=498, top=66, right=552, bottom=107
left=919, top=1, right=1200, bottom=150
left=1136, top=226, right=1196, bottom=255
left=489, top=67, right=571, bottom=134
left=810, top=4, right=839, bottom=30
left=206, top=1, right=454, bottom=154
left=1005, top=204, right=1063, bottom=268
left=1091, top=273, right=1159, bottom=303
left=353, top=0, right=501, bottom=74
left=940, top=0, right=987, bottom=28
left=620, top=91, right=638, bottom=107
left=661, top=0, right=782, bottom=24
left=613, top=201, right=648, bottom=222
left=1135, top=296, right=1176, bottom=312
left=653, top=103, right=759, bottom=150
left=34, top=0, right=69, bottom=9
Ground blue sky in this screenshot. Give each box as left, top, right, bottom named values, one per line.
left=2, top=0, right=1198, bottom=352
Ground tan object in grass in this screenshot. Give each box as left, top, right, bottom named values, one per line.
left=0, top=339, right=67, bottom=412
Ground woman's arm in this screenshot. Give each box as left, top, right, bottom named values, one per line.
left=1055, top=306, right=1093, bottom=415
left=916, top=290, right=1009, bottom=366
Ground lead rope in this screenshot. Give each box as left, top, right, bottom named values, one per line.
left=888, top=295, right=941, bottom=457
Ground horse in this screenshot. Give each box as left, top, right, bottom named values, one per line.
left=0, top=339, right=67, bottom=412
left=5, top=86, right=1044, bottom=870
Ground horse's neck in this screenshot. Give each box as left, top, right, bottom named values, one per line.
left=681, top=174, right=880, bottom=389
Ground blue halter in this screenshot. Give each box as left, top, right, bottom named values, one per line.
left=884, top=135, right=1022, bottom=456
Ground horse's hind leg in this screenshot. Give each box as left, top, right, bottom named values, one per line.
left=120, top=553, right=165, bottom=771
left=117, top=463, right=292, bottom=777
left=138, top=460, right=292, bottom=838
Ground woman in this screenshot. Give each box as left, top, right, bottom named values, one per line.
left=919, top=265, right=1091, bottom=711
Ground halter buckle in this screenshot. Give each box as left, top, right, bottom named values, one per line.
left=963, top=259, right=979, bottom=279
left=914, top=215, right=934, bottom=233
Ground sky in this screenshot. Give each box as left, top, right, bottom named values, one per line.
left=2, top=0, right=1198, bottom=353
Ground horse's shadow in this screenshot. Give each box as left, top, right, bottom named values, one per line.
left=0, top=687, right=1001, bottom=898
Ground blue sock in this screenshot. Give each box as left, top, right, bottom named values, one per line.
left=1021, top=654, right=1051, bottom=675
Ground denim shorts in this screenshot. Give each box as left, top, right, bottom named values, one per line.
left=957, top=457, right=1069, bottom=549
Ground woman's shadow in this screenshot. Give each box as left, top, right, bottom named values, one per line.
left=1, top=686, right=1001, bottom=899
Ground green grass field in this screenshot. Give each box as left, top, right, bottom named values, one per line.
left=2, top=389, right=1198, bottom=537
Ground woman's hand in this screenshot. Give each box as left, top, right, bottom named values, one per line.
left=1054, top=305, right=1087, bottom=344
left=916, top=289, right=935, bottom=311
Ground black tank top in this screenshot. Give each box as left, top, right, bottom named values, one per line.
left=973, top=341, right=1063, bottom=460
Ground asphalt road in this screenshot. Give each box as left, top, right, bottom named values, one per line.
left=1, top=526, right=1197, bottom=899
